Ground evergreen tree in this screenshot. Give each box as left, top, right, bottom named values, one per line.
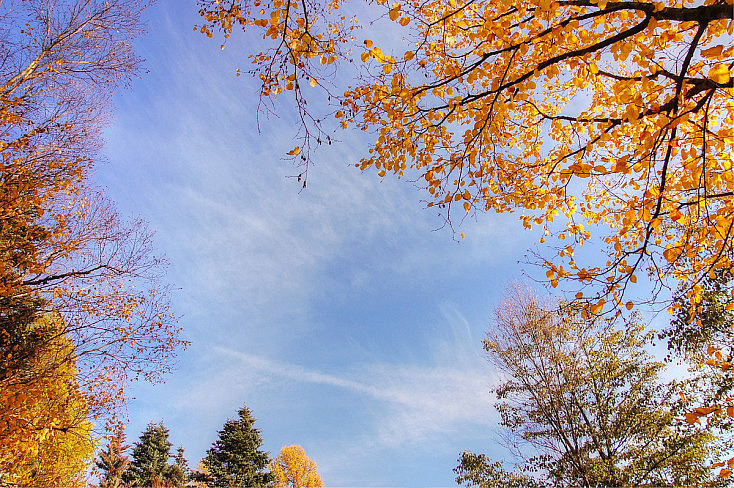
left=168, top=446, right=190, bottom=488
left=97, top=426, right=131, bottom=488
left=199, top=404, right=271, bottom=487
left=123, top=421, right=174, bottom=487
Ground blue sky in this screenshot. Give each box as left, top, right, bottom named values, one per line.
left=95, top=1, right=554, bottom=486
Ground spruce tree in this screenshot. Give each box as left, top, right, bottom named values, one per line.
left=96, top=426, right=131, bottom=488
left=168, top=446, right=190, bottom=488
left=123, top=421, right=174, bottom=487
left=200, top=404, right=271, bottom=487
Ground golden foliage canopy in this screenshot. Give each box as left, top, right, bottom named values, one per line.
left=270, top=445, right=324, bottom=488
left=0, top=315, right=95, bottom=487
left=198, top=0, right=733, bottom=313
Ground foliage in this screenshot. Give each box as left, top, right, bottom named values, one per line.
left=270, top=445, right=324, bottom=488
left=468, top=287, right=724, bottom=487
left=0, top=315, right=96, bottom=486
left=455, top=451, right=541, bottom=488
left=123, top=421, right=189, bottom=488
left=199, top=404, right=272, bottom=488
left=169, top=446, right=192, bottom=488
left=663, top=265, right=734, bottom=363
left=97, top=425, right=132, bottom=488
left=662, top=265, right=734, bottom=478
left=0, top=0, right=185, bottom=428
left=197, top=0, right=733, bottom=314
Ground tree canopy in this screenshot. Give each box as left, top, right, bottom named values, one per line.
left=123, top=421, right=190, bottom=488
left=270, top=445, right=324, bottom=488
left=0, top=0, right=185, bottom=439
left=199, top=404, right=272, bottom=488
left=460, top=287, right=725, bottom=487
left=197, top=0, right=732, bottom=316
left=0, top=315, right=95, bottom=486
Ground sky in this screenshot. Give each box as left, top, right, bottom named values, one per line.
left=95, top=1, right=571, bottom=486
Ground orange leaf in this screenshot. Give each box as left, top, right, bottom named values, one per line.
left=684, top=412, right=700, bottom=424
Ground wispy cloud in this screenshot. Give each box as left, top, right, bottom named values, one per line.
left=211, top=304, right=498, bottom=449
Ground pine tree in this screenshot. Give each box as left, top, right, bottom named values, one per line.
left=168, top=446, right=190, bottom=488
left=200, top=404, right=271, bottom=487
left=97, top=426, right=131, bottom=488
left=123, top=422, right=174, bottom=487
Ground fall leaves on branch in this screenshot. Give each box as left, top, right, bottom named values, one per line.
left=197, top=0, right=732, bottom=317
left=1, top=0, right=185, bottom=483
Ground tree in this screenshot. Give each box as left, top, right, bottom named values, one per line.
left=199, top=404, right=272, bottom=488
left=169, top=446, right=192, bottom=488
left=123, top=421, right=180, bottom=488
left=462, top=287, right=723, bottom=487
left=0, top=0, right=185, bottom=430
left=197, top=0, right=732, bottom=315
left=270, top=445, right=324, bottom=488
left=97, top=425, right=132, bottom=488
left=0, top=315, right=96, bottom=486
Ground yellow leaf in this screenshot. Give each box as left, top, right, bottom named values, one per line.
left=309, top=77, right=318, bottom=87
left=625, top=301, right=633, bottom=310
left=389, top=6, right=400, bottom=21
left=404, top=51, right=415, bottom=61
left=663, top=246, right=679, bottom=263
left=287, top=146, right=301, bottom=156
left=463, top=201, right=471, bottom=212
left=709, top=63, right=731, bottom=84
left=399, top=16, right=410, bottom=26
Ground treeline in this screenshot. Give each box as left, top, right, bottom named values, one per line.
left=95, top=404, right=323, bottom=488
left=0, top=1, right=185, bottom=485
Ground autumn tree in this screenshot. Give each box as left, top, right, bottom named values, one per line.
left=198, top=404, right=272, bottom=488
left=461, top=287, right=724, bottom=487
left=97, top=425, right=133, bottom=488
left=270, top=445, right=324, bottom=488
left=0, top=315, right=96, bottom=486
left=0, top=0, right=185, bottom=433
left=197, top=0, right=732, bottom=313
